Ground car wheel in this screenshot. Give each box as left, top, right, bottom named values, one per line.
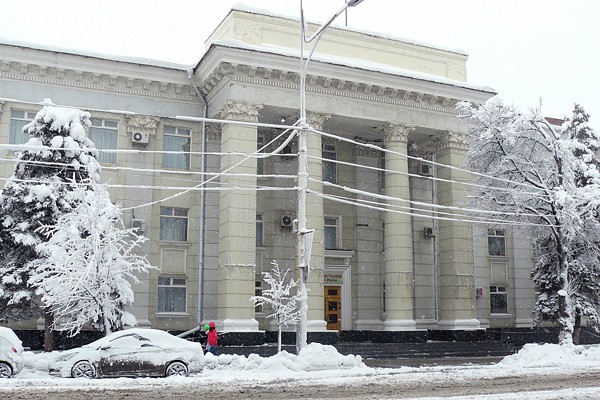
left=0, top=362, right=12, bottom=378
left=165, top=361, right=188, bottom=377
left=71, top=361, right=97, bottom=378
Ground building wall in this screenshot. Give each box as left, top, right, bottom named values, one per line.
left=0, top=8, right=540, bottom=338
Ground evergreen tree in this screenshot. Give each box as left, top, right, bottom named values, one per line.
left=0, top=104, right=99, bottom=349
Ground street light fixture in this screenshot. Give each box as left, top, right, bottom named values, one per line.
left=295, top=0, right=366, bottom=352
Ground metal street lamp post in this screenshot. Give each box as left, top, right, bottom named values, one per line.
left=295, top=0, right=366, bottom=352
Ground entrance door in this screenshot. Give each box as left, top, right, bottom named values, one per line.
left=324, top=286, right=341, bottom=331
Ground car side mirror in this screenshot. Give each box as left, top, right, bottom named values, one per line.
left=100, top=344, right=112, bottom=350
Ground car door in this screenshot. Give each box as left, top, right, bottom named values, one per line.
left=96, top=335, right=142, bottom=377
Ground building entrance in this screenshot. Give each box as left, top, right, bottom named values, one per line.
left=324, top=286, right=341, bottom=331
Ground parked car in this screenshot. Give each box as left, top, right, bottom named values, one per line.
left=48, top=328, right=204, bottom=378
left=0, top=326, right=24, bottom=378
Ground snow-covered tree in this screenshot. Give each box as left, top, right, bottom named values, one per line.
left=457, top=98, right=600, bottom=345
left=29, top=179, right=154, bottom=336
left=0, top=104, right=100, bottom=349
left=250, top=261, right=302, bottom=353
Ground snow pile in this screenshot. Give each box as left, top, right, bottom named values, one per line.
left=500, top=343, right=600, bottom=368
left=201, top=343, right=365, bottom=372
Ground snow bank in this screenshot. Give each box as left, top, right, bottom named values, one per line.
left=500, top=343, right=600, bottom=368
left=202, top=343, right=365, bottom=372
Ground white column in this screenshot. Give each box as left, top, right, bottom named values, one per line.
left=217, top=100, right=262, bottom=332
left=382, top=123, right=416, bottom=331
left=435, top=131, right=480, bottom=329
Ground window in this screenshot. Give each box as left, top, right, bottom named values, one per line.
left=255, top=280, right=263, bottom=313
left=9, top=109, right=36, bottom=146
left=324, top=217, right=339, bottom=250
left=89, top=118, right=119, bottom=164
left=322, top=143, right=337, bottom=183
left=487, top=229, right=506, bottom=256
left=257, top=133, right=265, bottom=175
left=163, top=126, right=191, bottom=170
left=256, top=214, right=264, bottom=247
left=160, top=207, right=188, bottom=241
left=490, top=285, right=508, bottom=313
left=157, top=277, right=186, bottom=313
left=379, top=154, right=386, bottom=189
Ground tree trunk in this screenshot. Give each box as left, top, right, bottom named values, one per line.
left=573, top=307, right=582, bottom=345
left=44, top=308, right=55, bottom=352
left=557, top=289, right=573, bottom=345
left=278, top=325, right=282, bottom=353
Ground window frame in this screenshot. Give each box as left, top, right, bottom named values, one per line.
left=163, top=125, right=191, bottom=170
left=256, top=214, right=264, bottom=248
left=159, top=207, right=189, bottom=242
left=324, top=216, right=340, bottom=250
left=490, top=285, right=508, bottom=314
left=89, top=117, right=119, bottom=164
left=322, top=143, right=337, bottom=183
left=9, top=109, right=37, bottom=147
left=487, top=228, right=506, bottom=256
left=157, top=276, right=187, bottom=314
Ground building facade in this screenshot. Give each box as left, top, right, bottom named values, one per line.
left=0, top=6, right=537, bottom=342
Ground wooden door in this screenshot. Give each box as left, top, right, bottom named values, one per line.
left=324, top=286, right=341, bottom=331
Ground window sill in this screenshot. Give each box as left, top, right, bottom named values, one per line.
left=490, top=313, right=512, bottom=318
left=157, top=241, right=192, bottom=247
left=156, top=312, right=189, bottom=318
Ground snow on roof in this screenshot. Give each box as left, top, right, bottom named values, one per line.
left=229, top=3, right=469, bottom=56
left=0, top=37, right=195, bottom=71
left=209, top=39, right=496, bottom=95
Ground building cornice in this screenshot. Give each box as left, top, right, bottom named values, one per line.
left=195, top=46, right=494, bottom=115
left=0, top=45, right=198, bottom=102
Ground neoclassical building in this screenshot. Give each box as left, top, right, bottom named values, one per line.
left=0, top=6, right=538, bottom=343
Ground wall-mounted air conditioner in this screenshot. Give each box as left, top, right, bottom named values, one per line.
left=132, top=131, right=150, bottom=144
left=280, top=215, right=294, bottom=228
left=419, top=162, right=432, bottom=176
left=424, top=226, right=435, bottom=237
left=131, top=218, right=146, bottom=233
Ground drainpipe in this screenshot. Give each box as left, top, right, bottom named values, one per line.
left=188, top=69, right=208, bottom=327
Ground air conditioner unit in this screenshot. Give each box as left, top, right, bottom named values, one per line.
left=419, top=163, right=432, bottom=176
left=424, top=226, right=435, bottom=237
left=131, top=218, right=146, bottom=233
left=280, top=215, right=294, bottom=228
left=132, top=131, right=150, bottom=144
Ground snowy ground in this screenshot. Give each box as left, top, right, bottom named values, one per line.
left=3, top=342, right=600, bottom=399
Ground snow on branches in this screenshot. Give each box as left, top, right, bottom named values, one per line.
left=458, top=98, right=600, bottom=345
left=250, top=261, right=302, bottom=352
left=30, top=179, right=155, bottom=336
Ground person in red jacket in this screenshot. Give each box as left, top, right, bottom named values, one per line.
left=206, top=321, right=219, bottom=355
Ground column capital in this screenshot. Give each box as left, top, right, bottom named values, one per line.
left=219, top=100, right=263, bottom=123
left=306, top=112, right=331, bottom=131
left=205, top=122, right=221, bottom=140
left=384, top=123, right=415, bottom=143
left=435, top=131, right=469, bottom=151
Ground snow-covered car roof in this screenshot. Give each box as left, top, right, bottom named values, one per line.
left=82, top=328, right=196, bottom=349
left=0, top=327, right=24, bottom=352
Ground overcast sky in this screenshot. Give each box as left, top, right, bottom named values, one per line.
left=0, top=0, right=598, bottom=127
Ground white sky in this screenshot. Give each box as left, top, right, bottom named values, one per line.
left=0, top=0, right=598, bottom=127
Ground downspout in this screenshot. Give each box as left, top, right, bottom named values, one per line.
left=431, top=155, right=439, bottom=321
left=188, top=68, right=208, bottom=327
